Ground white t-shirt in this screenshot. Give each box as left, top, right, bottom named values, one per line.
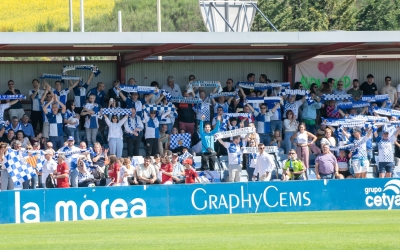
left=119, top=165, right=129, bottom=186
left=42, top=159, right=57, bottom=184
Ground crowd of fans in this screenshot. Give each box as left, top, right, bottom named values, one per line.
left=0, top=71, right=399, bottom=190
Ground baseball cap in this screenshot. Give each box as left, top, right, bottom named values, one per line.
left=67, top=136, right=75, bottom=141
left=367, top=74, right=374, bottom=78
left=183, top=159, right=192, bottom=165
left=44, top=149, right=53, bottom=155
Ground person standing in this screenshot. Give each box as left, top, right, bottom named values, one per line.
left=290, top=122, right=318, bottom=175
left=315, top=144, right=339, bottom=180
left=81, top=94, right=101, bottom=146
left=360, top=74, right=378, bottom=96
left=183, top=159, right=200, bottom=184
left=162, top=76, right=182, bottom=97
left=4, top=80, right=24, bottom=119
left=86, top=82, right=106, bottom=107
left=283, top=110, right=298, bottom=153
left=123, top=107, right=144, bottom=156
left=41, top=149, right=57, bottom=188
left=248, top=102, right=280, bottom=146
left=375, top=128, right=400, bottom=178
left=103, top=113, right=129, bottom=158
left=42, top=95, right=66, bottom=151
left=347, top=79, right=363, bottom=101
left=380, top=76, right=397, bottom=104
left=252, top=143, right=275, bottom=181
left=58, top=136, right=82, bottom=187
left=200, top=115, right=220, bottom=171
left=0, top=143, right=14, bottom=190
left=218, top=135, right=244, bottom=182
left=29, top=79, right=45, bottom=131
left=54, top=153, right=70, bottom=188
left=143, top=110, right=160, bottom=156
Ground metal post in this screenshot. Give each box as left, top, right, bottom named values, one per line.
left=225, top=0, right=229, bottom=32
left=118, top=11, right=122, bottom=32
left=80, top=0, right=85, bottom=61
left=69, top=0, right=74, bottom=61
left=157, top=0, right=162, bottom=60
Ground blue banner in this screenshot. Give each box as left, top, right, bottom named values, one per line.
left=1, top=179, right=400, bottom=224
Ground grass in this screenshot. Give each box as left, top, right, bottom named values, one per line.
left=0, top=210, right=400, bottom=249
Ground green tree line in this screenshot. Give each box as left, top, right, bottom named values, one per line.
left=32, top=0, right=400, bottom=32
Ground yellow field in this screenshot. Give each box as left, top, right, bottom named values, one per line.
left=0, top=0, right=115, bottom=31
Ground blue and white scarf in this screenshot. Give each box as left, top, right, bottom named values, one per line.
left=101, top=108, right=132, bottom=116
left=143, top=103, right=178, bottom=117
left=187, top=81, right=222, bottom=94
left=214, top=127, right=255, bottom=141
left=246, top=97, right=281, bottom=104
left=119, top=85, right=157, bottom=94
left=237, top=82, right=290, bottom=90
left=221, top=113, right=252, bottom=131
left=0, top=95, right=25, bottom=100
left=178, top=151, right=193, bottom=163
left=40, top=73, right=81, bottom=81
left=62, top=65, right=101, bottom=77
left=209, top=92, right=237, bottom=99
left=373, top=107, right=400, bottom=117
left=322, top=117, right=366, bottom=127
left=160, top=89, right=172, bottom=102
left=170, top=97, right=202, bottom=104
left=360, top=94, right=389, bottom=102
left=321, top=94, right=352, bottom=102
left=348, top=115, right=389, bottom=123
left=330, top=144, right=355, bottom=152
left=336, top=101, right=370, bottom=109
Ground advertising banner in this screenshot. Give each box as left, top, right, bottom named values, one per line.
left=295, top=56, right=358, bottom=90
left=1, top=179, right=399, bottom=224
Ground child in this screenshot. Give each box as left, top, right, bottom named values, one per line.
left=336, top=150, right=353, bottom=179
left=183, top=159, right=200, bottom=184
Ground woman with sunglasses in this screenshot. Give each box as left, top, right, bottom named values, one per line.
left=290, top=123, right=318, bottom=178
left=100, top=110, right=129, bottom=158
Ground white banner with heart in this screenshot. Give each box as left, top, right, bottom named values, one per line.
left=295, top=56, right=358, bottom=90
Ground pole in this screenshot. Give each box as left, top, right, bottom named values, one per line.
left=69, top=0, right=74, bottom=61
left=157, top=0, right=162, bottom=60
left=118, top=11, right=122, bottom=32
left=80, top=0, right=85, bottom=61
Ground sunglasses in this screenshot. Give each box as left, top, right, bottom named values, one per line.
left=259, top=147, right=264, bottom=149
left=288, top=152, right=295, bottom=155
left=261, top=107, right=267, bottom=109
left=338, top=84, right=343, bottom=86
left=226, top=82, right=231, bottom=84
left=150, top=112, right=156, bottom=114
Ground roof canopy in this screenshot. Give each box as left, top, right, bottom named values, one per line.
left=1, top=31, right=400, bottom=66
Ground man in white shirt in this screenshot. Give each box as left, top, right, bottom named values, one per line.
left=41, top=149, right=57, bottom=188
left=137, top=156, right=160, bottom=185
left=381, top=76, right=397, bottom=104
left=252, top=143, right=275, bottom=181
left=162, top=76, right=182, bottom=97
left=218, top=136, right=243, bottom=182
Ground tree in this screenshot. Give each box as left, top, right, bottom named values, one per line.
left=355, top=0, right=399, bottom=30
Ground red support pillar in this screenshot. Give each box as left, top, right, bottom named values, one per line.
left=117, top=56, right=126, bottom=84
left=283, top=56, right=293, bottom=87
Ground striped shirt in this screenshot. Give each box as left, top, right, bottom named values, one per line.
left=29, top=89, right=44, bottom=111
left=223, top=142, right=243, bottom=165
left=73, top=83, right=89, bottom=108
left=46, top=112, right=65, bottom=137
left=143, top=112, right=160, bottom=139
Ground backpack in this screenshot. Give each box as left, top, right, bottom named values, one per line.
left=46, top=175, right=56, bottom=188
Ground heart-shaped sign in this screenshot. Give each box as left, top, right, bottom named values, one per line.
left=318, top=61, right=334, bottom=77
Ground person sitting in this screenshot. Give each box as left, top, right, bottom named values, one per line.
left=77, top=158, right=99, bottom=187
left=12, top=130, right=31, bottom=149
left=314, top=144, right=339, bottom=180
left=137, top=156, right=160, bottom=185
left=171, top=153, right=185, bottom=184
left=282, top=149, right=306, bottom=181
